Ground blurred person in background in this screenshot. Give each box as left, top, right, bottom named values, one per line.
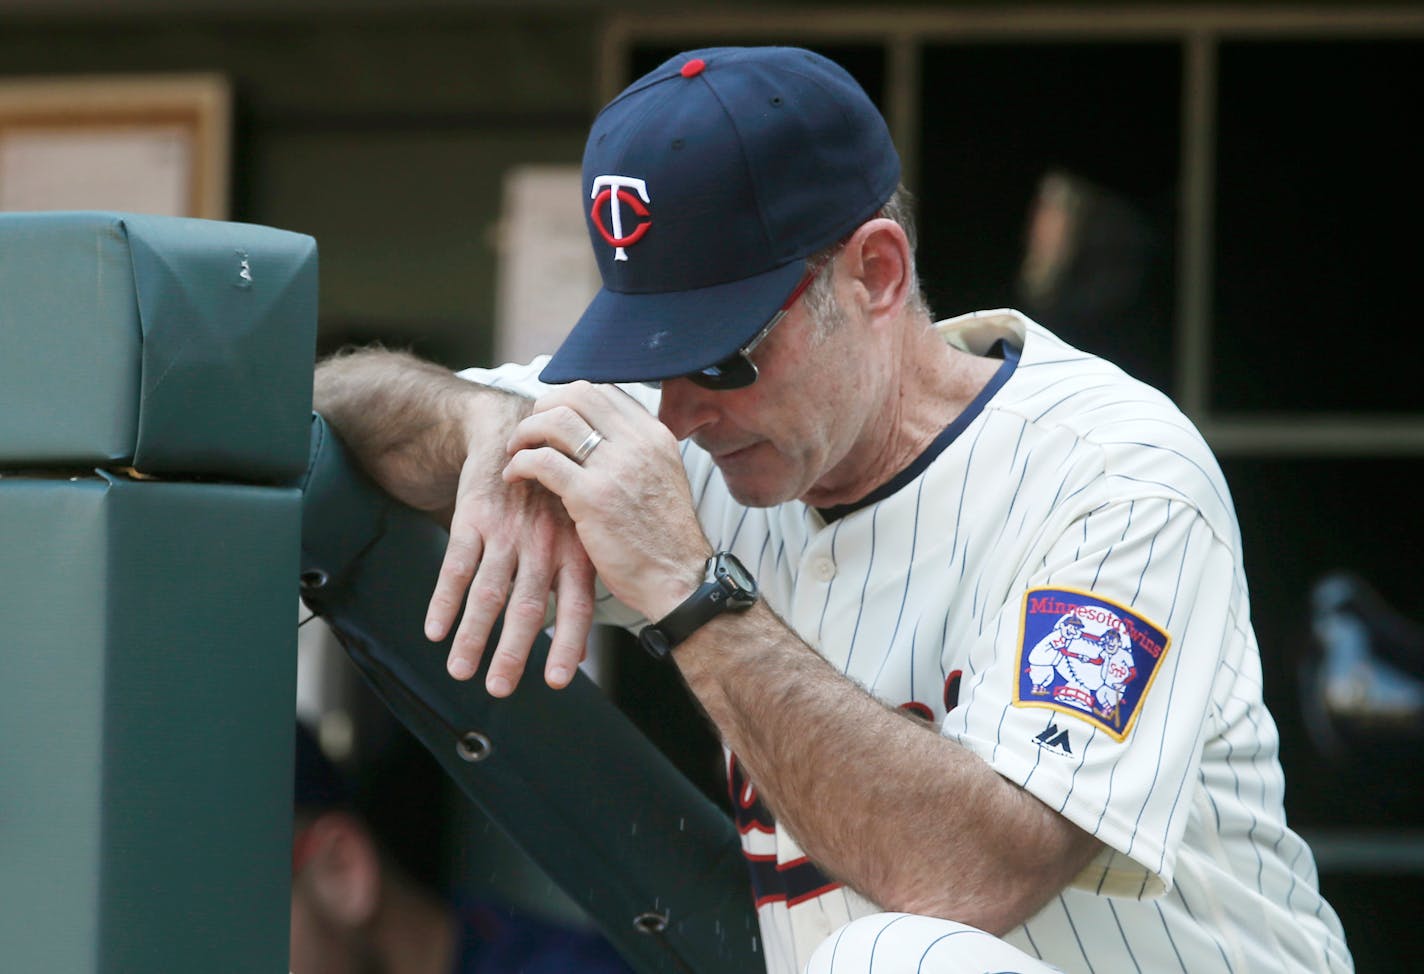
left=290, top=720, right=633, bottom=974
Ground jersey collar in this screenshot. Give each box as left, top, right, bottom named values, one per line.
left=816, top=338, right=1019, bottom=523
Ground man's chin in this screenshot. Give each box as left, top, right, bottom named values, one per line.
left=711, top=445, right=807, bottom=508
left=719, top=470, right=800, bottom=509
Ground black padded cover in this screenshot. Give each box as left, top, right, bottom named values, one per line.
left=298, top=414, right=760, bottom=974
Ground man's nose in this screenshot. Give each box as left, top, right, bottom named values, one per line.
left=657, top=377, right=718, bottom=440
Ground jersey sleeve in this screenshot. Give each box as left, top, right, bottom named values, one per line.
left=455, top=358, right=662, bottom=415
left=455, top=356, right=555, bottom=396
left=945, top=495, right=1239, bottom=898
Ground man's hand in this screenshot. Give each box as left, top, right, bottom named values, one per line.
left=426, top=407, right=597, bottom=698
left=502, top=381, right=712, bottom=625
left=314, top=348, right=598, bottom=697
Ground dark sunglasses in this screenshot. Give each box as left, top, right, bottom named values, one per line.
left=655, top=250, right=837, bottom=391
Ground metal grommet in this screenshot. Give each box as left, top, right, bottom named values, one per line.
left=300, top=569, right=329, bottom=591
left=456, top=731, right=493, bottom=763
left=632, top=911, right=668, bottom=935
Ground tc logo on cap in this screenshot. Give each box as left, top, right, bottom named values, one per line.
left=590, top=174, right=652, bottom=261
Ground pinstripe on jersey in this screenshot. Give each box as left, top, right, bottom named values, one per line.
left=457, top=310, right=1352, bottom=974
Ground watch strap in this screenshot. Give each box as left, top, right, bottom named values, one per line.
left=638, top=577, right=727, bottom=658
left=638, top=553, right=757, bottom=659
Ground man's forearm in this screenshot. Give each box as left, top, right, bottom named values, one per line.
left=313, top=347, right=529, bottom=518
left=674, top=603, right=1102, bottom=934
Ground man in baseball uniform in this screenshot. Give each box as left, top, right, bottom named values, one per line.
left=315, top=47, right=1353, bottom=973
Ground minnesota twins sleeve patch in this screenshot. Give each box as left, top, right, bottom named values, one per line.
left=1014, top=587, right=1172, bottom=741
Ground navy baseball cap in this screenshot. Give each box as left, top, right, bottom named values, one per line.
left=539, top=46, right=901, bottom=385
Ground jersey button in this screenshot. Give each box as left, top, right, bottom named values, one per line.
left=811, top=557, right=835, bottom=582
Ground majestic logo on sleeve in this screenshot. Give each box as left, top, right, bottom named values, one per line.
left=590, top=174, right=651, bottom=261
left=1014, top=587, right=1171, bottom=741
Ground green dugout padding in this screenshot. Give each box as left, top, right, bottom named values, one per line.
left=0, top=473, right=301, bottom=973
left=299, top=414, right=762, bottom=974
left=0, top=210, right=317, bottom=481
left=0, top=211, right=317, bottom=971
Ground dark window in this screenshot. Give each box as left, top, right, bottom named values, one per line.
left=918, top=42, right=1182, bottom=394
left=1213, top=39, right=1424, bottom=414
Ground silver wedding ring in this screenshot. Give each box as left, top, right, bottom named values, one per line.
left=572, top=428, right=605, bottom=464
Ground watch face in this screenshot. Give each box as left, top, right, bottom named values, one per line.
left=718, top=552, right=756, bottom=594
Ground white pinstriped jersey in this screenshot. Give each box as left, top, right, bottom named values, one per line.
left=460, top=309, right=1352, bottom=974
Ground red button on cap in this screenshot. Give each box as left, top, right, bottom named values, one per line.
left=680, top=58, right=706, bottom=78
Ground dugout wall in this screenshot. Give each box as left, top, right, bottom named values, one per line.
left=0, top=211, right=317, bottom=971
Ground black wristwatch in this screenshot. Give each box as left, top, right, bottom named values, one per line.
left=637, top=551, right=758, bottom=659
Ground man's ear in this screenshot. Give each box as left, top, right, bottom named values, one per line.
left=841, top=218, right=913, bottom=326
left=299, top=811, right=382, bottom=929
